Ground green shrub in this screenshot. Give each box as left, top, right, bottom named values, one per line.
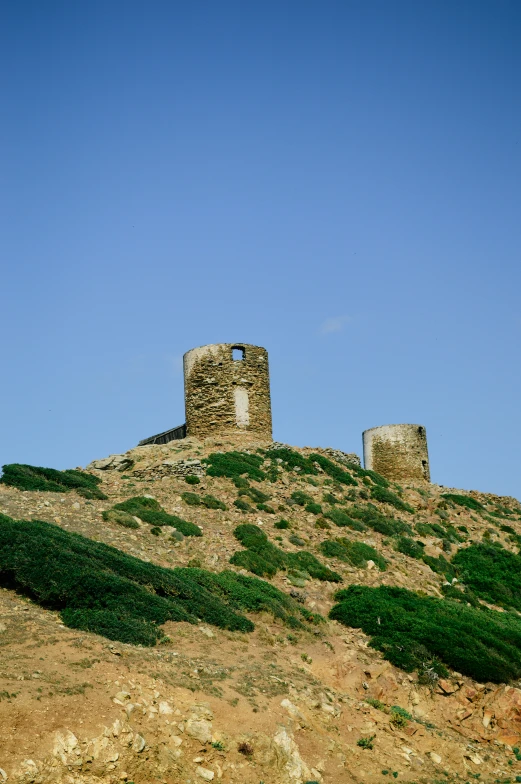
left=201, top=494, right=227, bottom=510
left=180, top=492, right=226, bottom=511
left=257, top=503, right=275, bottom=514
left=346, top=504, right=412, bottom=536
left=230, top=524, right=341, bottom=583
left=111, top=497, right=201, bottom=536
left=265, top=448, right=358, bottom=486
left=330, top=584, right=521, bottom=682
left=349, top=464, right=389, bottom=487
left=395, top=536, right=424, bottom=560
left=203, top=452, right=266, bottom=482
left=320, top=539, right=387, bottom=571
left=305, top=502, right=322, bottom=515
left=308, top=454, right=358, bottom=486
left=371, top=485, right=414, bottom=513
left=324, top=507, right=367, bottom=532
left=234, top=498, right=254, bottom=513
left=185, top=475, right=200, bottom=485
left=181, top=492, right=202, bottom=506
left=323, top=492, right=339, bottom=505
left=441, top=494, right=484, bottom=512
left=289, top=534, right=305, bottom=547
left=150, top=526, right=162, bottom=536
left=274, top=519, right=291, bottom=529
left=366, top=697, right=387, bottom=711
left=0, top=514, right=318, bottom=644
left=416, top=522, right=447, bottom=538
left=102, top=510, right=140, bottom=529
left=290, top=490, right=313, bottom=506
left=357, top=735, right=375, bottom=749
left=0, top=463, right=107, bottom=500
left=314, top=517, right=331, bottom=530
left=452, top=543, right=521, bottom=612
left=238, top=486, right=271, bottom=504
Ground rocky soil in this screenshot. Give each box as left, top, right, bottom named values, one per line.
left=1, top=436, right=521, bottom=784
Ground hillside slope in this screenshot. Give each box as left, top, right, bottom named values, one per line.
left=1, top=436, right=521, bottom=784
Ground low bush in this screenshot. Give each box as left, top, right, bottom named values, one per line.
left=452, top=543, right=521, bottom=612
left=234, top=498, right=254, bottom=513
left=305, top=502, right=322, bottom=515
left=320, top=539, right=387, bottom=571
left=441, top=494, right=484, bottom=512
left=323, top=492, right=340, bottom=505
left=274, top=519, right=291, bottom=529
left=349, top=464, right=389, bottom=487
left=180, top=492, right=226, bottom=511
left=324, top=507, right=367, bottom=532
left=0, top=463, right=107, bottom=500
left=329, top=584, right=521, bottom=682
left=371, top=485, right=414, bottom=513
left=230, top=524, right=341, bottom=583
left=102, top=509, right=140, bottom=529
left=238, top=486, right=271, bottom=504
left=347, top=504, right=412, bottom=536
left=0, top=514, right=317, bottom=644
left=290, top=490, right=314, bottom=506
left=308, top=454, right=358, bottom=486
left=185, top=475, right=200, bottom=485
left=395, top=536, right=424, bottom=560
left=257, top=503, right=275, bottom=514
left=111, top=497, right=201, bottom=536
left=289, top=534, right=305, bottom=547
left=203, top=452, right=266, bottom=482
left=415, top=522, right=447, bottom=538
left=266, top=448, right=358, bottom=486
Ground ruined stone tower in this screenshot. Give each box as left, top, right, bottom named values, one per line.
left=363, top=424, right=430, bottom=482
left=183, top=343, right=272, bottom=440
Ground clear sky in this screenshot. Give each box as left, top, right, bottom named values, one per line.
left=1, top=1, right=520, bottom=498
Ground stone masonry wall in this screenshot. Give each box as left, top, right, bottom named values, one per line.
left=363, top=423, right=430, bottom=482
left=184, top=343, right=272, bottom=440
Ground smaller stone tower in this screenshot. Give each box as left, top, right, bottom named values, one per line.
left=183, top=343, right=272, bottom=440
left=363, top=424, right=430, bottom=482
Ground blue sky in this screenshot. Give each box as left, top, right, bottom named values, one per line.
left=1, top=1, right=520, bottom=497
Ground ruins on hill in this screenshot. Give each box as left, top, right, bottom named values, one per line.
left=139, top=342, right=430, bottom=481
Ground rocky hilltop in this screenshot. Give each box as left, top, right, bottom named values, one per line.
left=1, top=437, right=521, bottom=784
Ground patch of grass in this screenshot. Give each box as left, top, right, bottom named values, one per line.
left=203, top=451, right=266, bottom=482
left=371, top=485, right=414, bottom=512
left=366, top=697, right=387, bottom=711
left=308, top=454, right=358, bottom=486
left=323, top=492, right=340, bottom=505
left=452, top=543, right=521, bottom=612
left=324, top=507, right=367, bottom=532
left=346, top=504, right=412, bottom=536
left=0, top=463, right=107, bottom=500
left=234, top=498, right=254, bottom=513
left=230, top=524, right=342, bottom=583
left=266, top=448, right=359, bottom=486
left=349, top=464, right=389, bottom=487
left=330, top=584, right=521, bottom=682
left=320, top=539, right=387, bottom=571
left=441, top=493, right=484, bottom=512
left=290, top=490, right=314, bottom=506
left=274, top=519, right=291, bottom=529
left=0, top=514, right=315, bottom=644
left=357, top=735, right=375, bottom=749
left=304, top=502, right=322, bottom=515
left=180, top=492, right=226, bottom=511
left=415, top=522, right=447, bottom=538
left=238, top=485, right=271, bottom=504
left=185, top=475, right=200, bottom=485
left=110, top=497, right=202, bottom=536
left=394, top=536, right=425, bottom=560
left=257, top=503, right=275, bottom=514
left=102, top=509, right=140, bottom=529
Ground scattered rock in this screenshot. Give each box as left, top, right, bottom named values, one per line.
left=132, top=734, right=146, bottom=753
left=88, top=454, right=134, bottom=472
left=186, top=719, right=212, bottom=744
left=196, top=767, right=215, bottom=781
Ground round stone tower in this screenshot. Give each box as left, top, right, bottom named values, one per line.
left=183, top=343, right=272, bottom=440
left=362, top=424, right=430, bottom=482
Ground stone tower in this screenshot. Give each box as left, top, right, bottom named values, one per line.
left=362, top=424, right=430, bottom=482
left=183, top=343, right=272, bottom=440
